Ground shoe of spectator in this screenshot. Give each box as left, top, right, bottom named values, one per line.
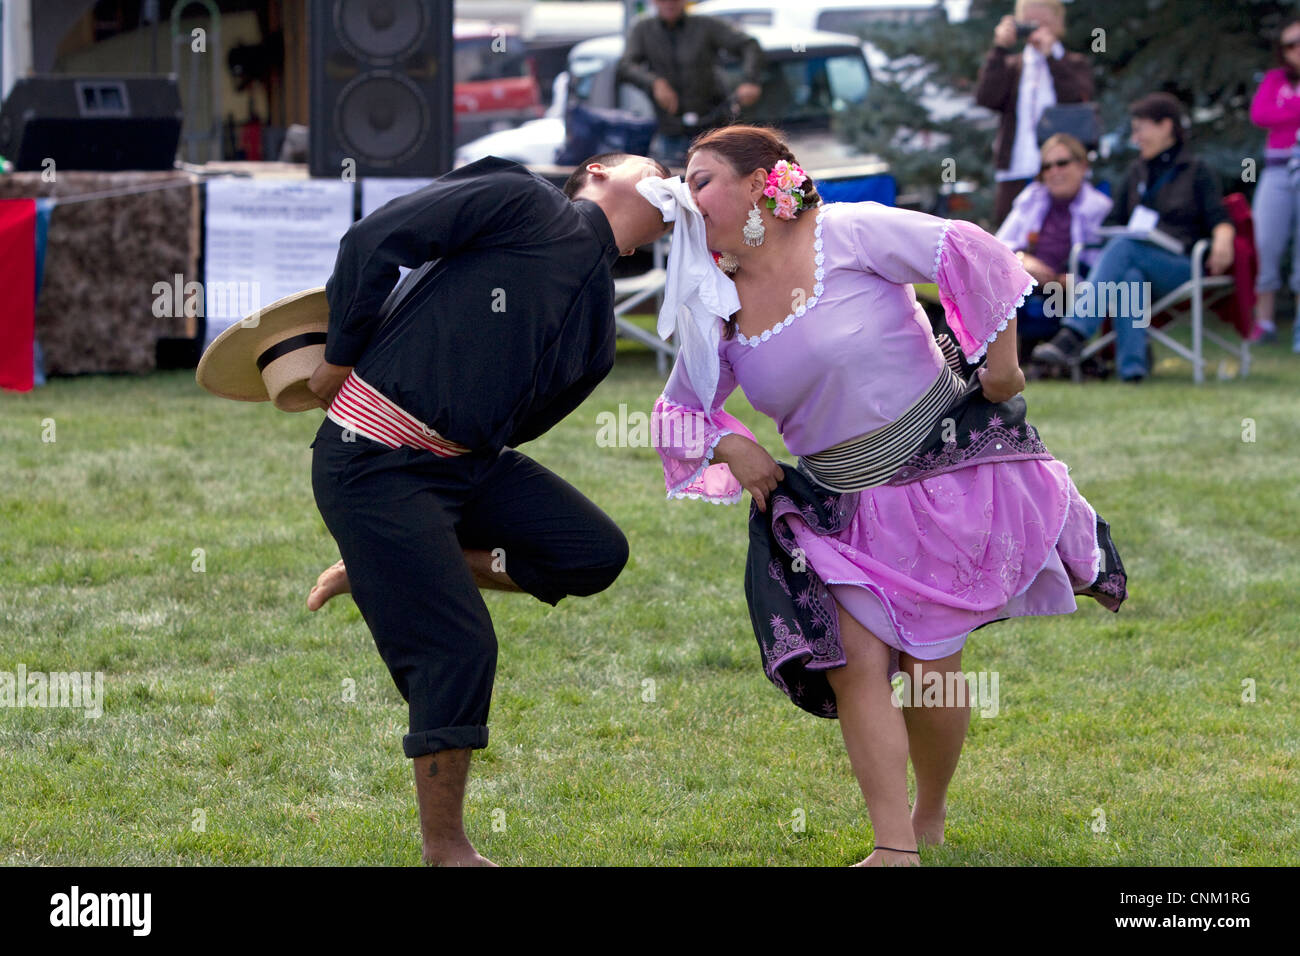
left=1251, top=318, right=1277, bottom=343
left=1031, top=327, right=1086, bottom=367
left=1121, top=373, right=1146, bottom=384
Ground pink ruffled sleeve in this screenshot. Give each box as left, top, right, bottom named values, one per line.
left=652, top=344, right=756, bottom=504
left=845, top=202, right=1036, bottom=362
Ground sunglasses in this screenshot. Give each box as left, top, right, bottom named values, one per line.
left=1040, top=158, right=1076, bottom=172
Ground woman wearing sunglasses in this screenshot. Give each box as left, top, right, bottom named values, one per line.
left=995, top=133, right=1112, bottom=364
left=1032, top=93, right=1235, bottom=382
left=1248, top=18, right=1300, bottom=349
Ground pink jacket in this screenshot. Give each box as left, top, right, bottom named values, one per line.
left=1250, top=68, right=1300, bottom=153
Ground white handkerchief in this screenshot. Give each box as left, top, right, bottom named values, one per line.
left=635, top=175, right=740, bottom=418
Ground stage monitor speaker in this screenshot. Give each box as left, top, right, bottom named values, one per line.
left=309, top=0, right=453, bottom=179
left=0, top=75, right=182, bottom=171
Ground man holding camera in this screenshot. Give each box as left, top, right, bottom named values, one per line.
left=617, top=0, right=763, bottom=167
left=976, top=0, right=1094, bottom=227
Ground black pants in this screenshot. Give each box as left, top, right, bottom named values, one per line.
left=311, top=420, right=628, bottom=758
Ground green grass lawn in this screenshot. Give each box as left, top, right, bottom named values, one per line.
left=1, top=330, right=1297, bottom=866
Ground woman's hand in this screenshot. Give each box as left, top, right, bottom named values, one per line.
left=993, top=15, right=1017, bottom=49
left=1028, top=24, right=1056, bottom=55
left=1018, top=252, right=1058, bottom=288
left=978, top=364, right=1026, bottom=403
left=714, top=433, right=785, bottom=513
left=978, top=313, right=1024, bottom=403
left=1201, top=228, right=1232, bottom=277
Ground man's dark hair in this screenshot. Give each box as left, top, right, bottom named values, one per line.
left=1129, top=92, right=1187, bottom=146
left=563, top=153, right=670, bottom=199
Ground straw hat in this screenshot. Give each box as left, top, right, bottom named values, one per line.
left=196, top=287, right=328, bottom=413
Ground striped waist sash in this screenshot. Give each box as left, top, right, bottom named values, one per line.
left=326, top=372, right=470, bottom=457
left=798, top=365, right=966, bottom=492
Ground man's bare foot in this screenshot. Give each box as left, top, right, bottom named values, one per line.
left=853, top=847, right=921, bottom=867
left=912, top=804, right=947, bottom=849
left=422, top=841, right=498, bottom=867
left=307, top=559, right=350, bottom=611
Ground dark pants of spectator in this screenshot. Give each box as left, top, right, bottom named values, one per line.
left=311, top=419, right=629, bottom=759
left=994, top=178, right=1034, bottom=228
left=651, top=132, right=693, bottom=168
left=1017, top=295, right=1061, bottom=362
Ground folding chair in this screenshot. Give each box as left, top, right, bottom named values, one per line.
left=613, top=235, right=675, bottom=375
left=1064, top=237, right=1248, bottom=384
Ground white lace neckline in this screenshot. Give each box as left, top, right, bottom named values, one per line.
left=734, top=203, right=828, bottom=347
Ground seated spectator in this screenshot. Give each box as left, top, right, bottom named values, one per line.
left=996, top=133, right=1112, bottom=360
left=1031, top=93, right=1236, bottom=382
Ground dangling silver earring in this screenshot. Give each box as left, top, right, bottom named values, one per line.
left=742, top=201, right=766, bottom=246
left=717, top=252, right=739, bottom=273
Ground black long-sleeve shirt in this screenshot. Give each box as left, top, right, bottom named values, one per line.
left=323, top=156, right=621, bottom=452
left=1103, top=143, right=1228, bottom=253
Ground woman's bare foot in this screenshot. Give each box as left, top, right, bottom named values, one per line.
left=853, top=847, right=921, bottom=867
left=912, top=804, right=947, bottom=849
left=307, top=559, right=350, bottom=611
left=422, top=841, right=498, bottom=866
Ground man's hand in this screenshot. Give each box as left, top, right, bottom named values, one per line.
left=714, top=433, right=784, bottom=513
left=734, top=82, right=761, bottom=107
left=653, top=77, right=679, bottom=115
left=308, top=360, right=353, bottom=408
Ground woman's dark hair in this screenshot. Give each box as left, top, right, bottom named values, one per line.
left=685, top=125, right=822, bottom=340
left=1275, top=18, right=1300, bottom=83
left=1129, top=92, right=1187, bottom=147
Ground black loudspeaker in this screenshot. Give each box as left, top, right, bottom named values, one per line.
left=0, top=75, right=182, bottom=171
left=309, top=0, right=453, bottom=178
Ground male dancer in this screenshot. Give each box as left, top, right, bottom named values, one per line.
left=307, top=153, right=671, bottom=865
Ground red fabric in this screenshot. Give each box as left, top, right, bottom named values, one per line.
left=1210, top=192, right=1257, bottom=339
left=0, top=198, right=36, bottom=392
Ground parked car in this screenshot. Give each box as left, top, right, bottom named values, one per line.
left=453, top=20, right=543, bottom=146
left=693, top=0, right=981, bottom=124
left=454, top=24, right=890, bottom=182
left=521, top=2, right=631, bottom=110
left=691, top=0, right=992, bottom=212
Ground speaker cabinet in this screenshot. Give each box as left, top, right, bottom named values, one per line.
left=0, top=75, right=182, bottom=171
left=309, top=0, right=453, bottom=178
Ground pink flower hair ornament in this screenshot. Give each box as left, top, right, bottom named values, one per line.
left=765, top=160, right=808, bottom=220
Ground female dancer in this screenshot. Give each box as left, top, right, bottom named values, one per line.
left=650, top=126, right=1128, bottom=866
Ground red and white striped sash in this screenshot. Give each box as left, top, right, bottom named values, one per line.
left=326, top=372, right=470, bottom=457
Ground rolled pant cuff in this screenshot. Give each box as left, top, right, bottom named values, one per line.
left=503, top=559, right=566, bottom=607
left=403, top=724, right=489, bottom=758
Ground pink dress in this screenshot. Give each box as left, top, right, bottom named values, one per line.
left=653, top=201, right=1124, bottom=670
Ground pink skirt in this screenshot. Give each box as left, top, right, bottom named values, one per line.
left=785, top=458, right=1111, bottom=660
